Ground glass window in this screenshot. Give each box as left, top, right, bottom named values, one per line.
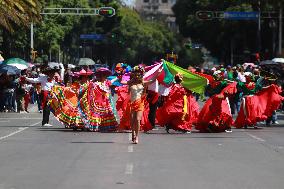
left=162, top=0, right=168, bottom=3
left=144, top=0, right=149, bottom=3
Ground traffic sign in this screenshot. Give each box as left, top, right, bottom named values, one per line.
left=80, top=34, right=104, bottom=40
left=224, top=12, right=259, bottom=20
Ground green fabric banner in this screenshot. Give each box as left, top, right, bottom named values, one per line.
left=162, top=62, right=174, bottom=85
left=164, top=60, right=207, bottom=95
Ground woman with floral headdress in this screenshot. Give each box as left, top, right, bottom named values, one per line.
left=120, top=65, right=162, bottom=144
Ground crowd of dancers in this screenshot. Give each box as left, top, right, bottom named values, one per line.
left=19, top=60, right=283, bottom=144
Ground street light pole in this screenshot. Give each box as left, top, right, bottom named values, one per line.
left=30, top=23, right=34, bottom=50
left=257, top=0, right=261, bottom=53
left=279, top=5, right=283, bottom=55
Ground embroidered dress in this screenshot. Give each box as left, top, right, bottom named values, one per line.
left=49, top=83, right=84, bottom=128
left=79, top=81, right=118, bottom=132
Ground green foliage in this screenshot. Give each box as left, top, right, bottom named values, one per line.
left=35, top=56, right=43, bottom=64
left=114, top=7, right=178, bottom=65
left=178, top=48, right=204, bottom=67
left=173, top=0, right=284, bottom=64
left=0, top=0, right=42, bottom=32
left=1, top=0, right=181, bottom=66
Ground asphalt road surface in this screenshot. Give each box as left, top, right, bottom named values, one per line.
left=0, top=109, right=284, bottom=189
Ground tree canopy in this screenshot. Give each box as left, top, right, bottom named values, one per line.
left=173, top=0, right=284, bottom=64
left=0, top=0, right=42, bottom=32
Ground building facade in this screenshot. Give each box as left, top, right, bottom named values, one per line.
left=134, top=0, right=177, bottom=30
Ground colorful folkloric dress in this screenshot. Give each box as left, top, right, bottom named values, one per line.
left=195, top=82, right=237, bottom=132
left=156, top=84, right=199, bottom=132
left=49, top=82, right=84, bottom=129
left=235, top=84, right=283, bottom=128
left=79, top=81, right=118, bottom=132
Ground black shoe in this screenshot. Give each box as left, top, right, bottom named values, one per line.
left=165, top=125, right=170, bottom=134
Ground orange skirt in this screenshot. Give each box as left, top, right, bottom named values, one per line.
left=130, top=98, right=144, bottom=112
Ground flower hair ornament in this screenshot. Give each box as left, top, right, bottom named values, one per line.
left=174, top=73, right=183, bottom=84
left=175, top=73, right=183, bottom=80
left=133, top=65, right=145, bottom=75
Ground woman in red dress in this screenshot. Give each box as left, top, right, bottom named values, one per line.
left=156, top=73, right=199, bottom=133
left=195, top=72, right=237, bottom=133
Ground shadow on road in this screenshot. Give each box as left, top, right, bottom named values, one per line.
left=71, top=141, right=114, bottom=144
left=37, top=128, right=76, bottom=132
left=179, top=136, right=243, bottom=139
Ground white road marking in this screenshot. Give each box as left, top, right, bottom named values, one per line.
left=218, top=144, right=222, bottom=146
left=128, top=145, right=134, bottom=152
left=125, top=163, right=134, bottom=175
left=30, top=121, right=41, bottom=127
left=246, top=133, right=266, bottom=142
left=128, top=133, right=132, bottom=141
left=0, top=121, right=40, bottom=141
left=0, top=118, right=41, bottom=120
left=0, top=127, right=28, bottom=141
left=0, top=120, right=10, bottom=122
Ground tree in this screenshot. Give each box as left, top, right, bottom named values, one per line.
left=113, top=7, right=179, bottom=65
left=173, top=0, right=282, bottom=64
left=0, top=0, right=42, bottom=32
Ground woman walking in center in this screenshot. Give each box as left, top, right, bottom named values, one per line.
left=121, top=66, right=162, bottom=144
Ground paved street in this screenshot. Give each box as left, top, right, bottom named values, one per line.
left=0, top=108, right=284, bottom=189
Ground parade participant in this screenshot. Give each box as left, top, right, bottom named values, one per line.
left=156, top=73, right=199, bottom=134
left=119, top=66, right=162, bottom=144
left=25, top=66, right=59, bottom=127
left=234, top=72, right=263, bottom=129
left=48, top=69, right=92, bottom=130
left=79, top=68, right=118, bottom=132
left=147, top=77, right=159, bottom=130
left=196, top=81, right=237, bottom=133
left=235, top=84, right=283, bottom=129
left=206, top=70, right=228, bottom=97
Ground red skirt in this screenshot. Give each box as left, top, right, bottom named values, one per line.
left=235, top=84, right=283, bottom=128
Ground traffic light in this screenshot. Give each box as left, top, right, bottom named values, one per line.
left=99, top=7, right=115, bottom=17
left=196, top=11, right=214, bottom=20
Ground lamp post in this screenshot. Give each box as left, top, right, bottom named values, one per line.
left=257, top=0, right=261, bottom=53
left=279, top=4, right=283, bottom=55
left=269, top=20, right=277, bottom=57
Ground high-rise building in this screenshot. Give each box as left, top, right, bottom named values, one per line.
left=134, top=0, right=177, bottom=30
